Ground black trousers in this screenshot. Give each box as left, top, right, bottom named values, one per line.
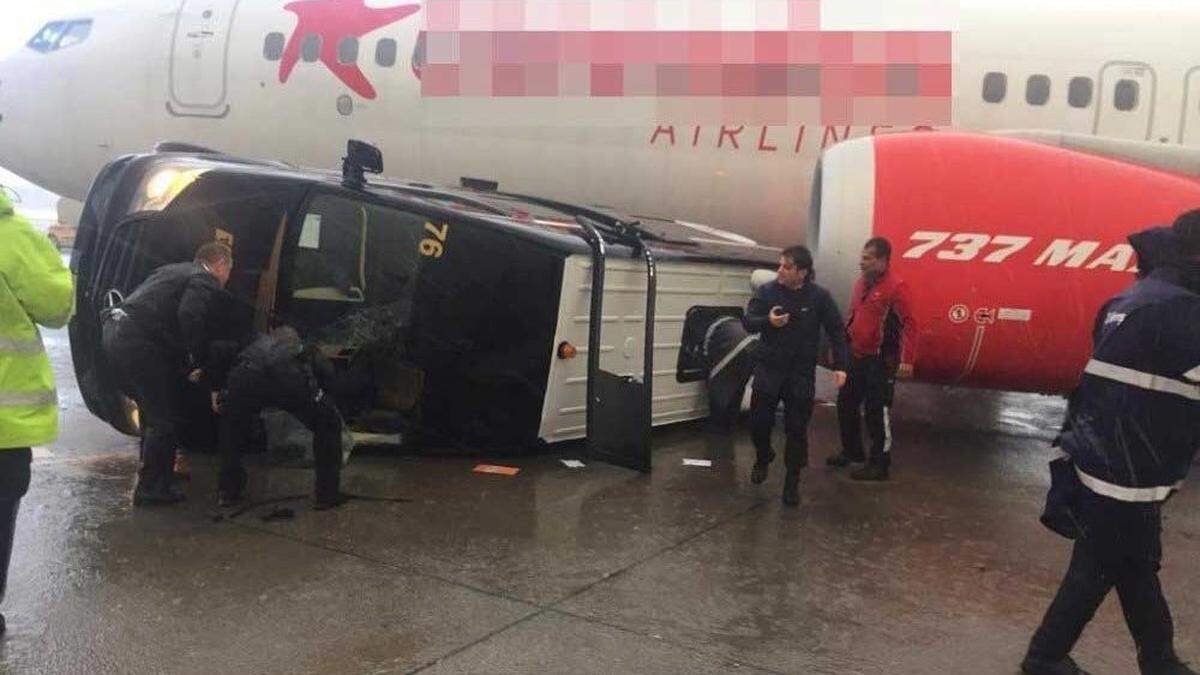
left=0, top=449, right=32, bottom=606
left=219, top=359, right=342, bottom=503
left=836, top=355, right=892, bottom=466
left=1027, top=489, right=1177, bottom=672
left=102, top=318, right=182, bottom=495
left=750, top=373, right=815, bottom=474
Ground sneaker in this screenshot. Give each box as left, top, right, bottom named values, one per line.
left=133, top=485, right=186, bottom=507
left=850, top=463, right=889, bottom=481
left=825, top=453, right=862, bottom=468
left=750, top=452, right=775, bottom=485
left=1021, top=655, right=1088, bottom=675
left=782, top=475, right=800, bottom=507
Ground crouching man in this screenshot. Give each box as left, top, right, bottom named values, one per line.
left=217, top=326, right=345, bottom=510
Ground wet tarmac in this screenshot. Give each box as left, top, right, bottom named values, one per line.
left=2, top=320, right=1197, bottom=674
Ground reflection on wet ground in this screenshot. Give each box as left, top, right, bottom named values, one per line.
left=3, top=327, right=1195, bottom=674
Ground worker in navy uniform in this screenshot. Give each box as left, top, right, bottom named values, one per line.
left=1022, top=212, right=1200, bottom=675
left=102, top=242, right=233, bottom=506
left=216, top=325, right=345, bottom=510
left=743, top=245, right=849, bottom=506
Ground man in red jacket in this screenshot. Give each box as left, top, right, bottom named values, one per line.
left=827, top=237, right=917, bottom=481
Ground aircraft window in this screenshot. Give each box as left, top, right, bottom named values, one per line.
left=1114, top=79, right=1139, bottom=111
left=982, top=72, right=1007, bottom=103
left=376, top=39, right=397, bottom=67
left=26, top=22, right=67, bottom=53
left=56, top=20, right=92, bottom=49
left=1068, top=76, right=1094, bottom=108
left=263, top=32, right=285, bottom=61
left=301, top=34, right=321, bottom=63
left=338, top=37, right=359, bottom=64
left=1025, top=75, right=1050, bottom=106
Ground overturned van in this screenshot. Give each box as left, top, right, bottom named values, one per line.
left=69, top=142, right=777, bottom=461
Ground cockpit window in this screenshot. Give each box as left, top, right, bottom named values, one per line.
left=27, top=22, right=67, bottom=53
left=57, top=20, right=93, bottom=49
left=27, top=19, right=92, bottom=53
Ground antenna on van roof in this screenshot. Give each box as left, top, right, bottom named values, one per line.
left=342, top=139, right=383, bottom=189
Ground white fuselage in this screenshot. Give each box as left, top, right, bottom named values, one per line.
left=0, top=1, right=1198, bottom=246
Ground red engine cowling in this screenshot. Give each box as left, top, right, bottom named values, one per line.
left=811, top=132, right=1200, bottom=394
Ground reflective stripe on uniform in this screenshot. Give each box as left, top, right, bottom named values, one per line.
left=0, top=389, right=57, bottom=408
left=1075, top=465, right=1182, bottom=503
left=882, top=405, right=892, bottom=455
left=0, top=336, right=44, bottom=355
left=1185, top=364, right=1200, bottom=383
left=1084, top=359, right=1200, bottom=402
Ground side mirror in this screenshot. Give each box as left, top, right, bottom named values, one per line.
left=342, top=140, right=383, bottom=189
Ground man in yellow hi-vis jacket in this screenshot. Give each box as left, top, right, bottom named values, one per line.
left=0, top=188, right=73, bottom=636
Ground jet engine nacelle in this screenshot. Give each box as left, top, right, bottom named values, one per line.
left=812, top=132, right=1200, bottom=394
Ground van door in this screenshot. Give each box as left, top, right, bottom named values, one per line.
left=169, top=0, right=240, bottom=115
left=1181, top=67, right=1200, bottom=146
left=1094, top=61, right=1155, bottom=140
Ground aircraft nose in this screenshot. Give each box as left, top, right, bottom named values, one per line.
left=0, top=57, right=25, bottom=168
left=0, top=51, right=61, bottom=193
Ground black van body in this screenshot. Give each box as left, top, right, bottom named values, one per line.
left=69, top=147, right=776, bottom=451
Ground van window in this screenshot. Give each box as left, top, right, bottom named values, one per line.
left=291, top=194, right=424, bottom=308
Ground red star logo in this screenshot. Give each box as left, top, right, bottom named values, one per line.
left=279, top=0, right=421, bottom=99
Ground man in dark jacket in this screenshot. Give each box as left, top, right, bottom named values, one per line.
left=102, top=242, right=233, bottom=506
left=744, top=245, right=849, bottom=506
left=217, top=326, right=345, bottom=510
left=1022, top=212, right=1200, bottom=675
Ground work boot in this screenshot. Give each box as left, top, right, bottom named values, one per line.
left=750, top=451, right=775, bottom=485
left=825, top=453, right=862, bottom=468
left=851, top=463, right=889, bottom=481
left=782, top=474, right=800, bottom=507
left=132, top=484, right=186, bottom=507
left=173, top=452, right=191, bottom=481
left=312, top=493, right=349, bottom=511
left=1021, top=654, right=1089, bottom=675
